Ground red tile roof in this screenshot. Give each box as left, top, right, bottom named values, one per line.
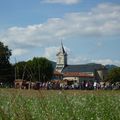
left=63, top=72, right=94, bottom=78
left=54, top=71, right=63, bottom=75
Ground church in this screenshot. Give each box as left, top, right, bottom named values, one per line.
left=54, top=42, right=108, bottom=84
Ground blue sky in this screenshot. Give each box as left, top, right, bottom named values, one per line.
left=0, top=0, right=120, bottom=66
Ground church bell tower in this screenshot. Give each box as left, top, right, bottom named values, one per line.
left=56, top=42, right=67, bottom=72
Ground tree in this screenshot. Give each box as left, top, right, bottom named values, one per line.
left=30, top=57, right=54, bottom=82
left=106, top=67, right=120, bottom=83
left=15, top=57, right=54, bottom=82
left=0, top=42, right=13, bottom=85
left=15, top=61, right=27, bottom=80
left=0, top=42, right=11, bottom=64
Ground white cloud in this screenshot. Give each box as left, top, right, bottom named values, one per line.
left=69, top=56, right=90, bottom=64
left=43, top=46, right=120, bottom=66
left=43, top=46, right=59, bottom=61
left=0, top=3, right=120, bottom=58
left=91, top=59, right=120, bottom=66
left=43, top=46, right=70, bottom=61
left=69, top=56, right=120, bottom=66
left=43, top=0, right=80, bottom=5
left=43, top=47, right=120, bottom=66
left=12, top=49, right=29, bottom=56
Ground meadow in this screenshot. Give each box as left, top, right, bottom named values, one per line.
left=0, top=89, right=120, bottom=120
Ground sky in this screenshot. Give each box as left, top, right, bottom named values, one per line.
left=0, top=0, right=120, bottom=66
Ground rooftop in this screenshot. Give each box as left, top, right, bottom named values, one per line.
left=64, top=72, right=94, bottom=78
left=62, top=64, right=106, bottom=73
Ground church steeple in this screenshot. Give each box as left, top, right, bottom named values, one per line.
left=56, top=42, right=67, bottom=72
left=60, top=41, right=66, bottom=54
left=57, top=41, right=67, bottom=56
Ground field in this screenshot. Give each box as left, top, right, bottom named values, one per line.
left=0, top=89, right=120, bottom=120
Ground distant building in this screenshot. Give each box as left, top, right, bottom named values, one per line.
left=55, top=42, right=108, bottom=83
left=56, top=42, right=67, bottom=72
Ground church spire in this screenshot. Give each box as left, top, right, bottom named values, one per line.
left=56, top=41, right=67, bottom=72
left=60, top=40, right=66, bottom=55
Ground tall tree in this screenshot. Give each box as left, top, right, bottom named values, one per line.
left=0, top=42, right=13, bottom=85
left=15, top=61, right=27, bottom=80
left=106, top=67, right=120, bottom=83
left=0, top=42, right=11, bottom=64
left=30, top=57, right=54, bottom=82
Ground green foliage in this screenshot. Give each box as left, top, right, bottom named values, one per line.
left=0, top=42, right=13, bottom=85
left=106, top=67, right=120, bottom=83
left=15, top=61, right=28, bottom=80
left=0, top=42, right=11, bottom=65
left=30, top=57, right=54, bottom=82
left=0, top=90, right=120, bottom=120
left=15, top=57, right=54, bottom=82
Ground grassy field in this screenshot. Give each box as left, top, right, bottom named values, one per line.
left=0, top=89, right=120, bottom=120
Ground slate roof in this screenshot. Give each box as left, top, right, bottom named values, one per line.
left=62, top=64, right=106, bottom=73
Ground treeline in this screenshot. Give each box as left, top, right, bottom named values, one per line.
left=0, top=41, right=54, bottom=87
left=0, top=41, right=120, bottom=87
left=15, top=57, right=54, bottom=82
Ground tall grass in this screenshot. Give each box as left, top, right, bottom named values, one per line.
left=0, top=89, right=120, bottom=120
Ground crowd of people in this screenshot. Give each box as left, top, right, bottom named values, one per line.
left=33, top=81, right=120, bottom=90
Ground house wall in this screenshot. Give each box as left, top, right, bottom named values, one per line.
left=63, top=77, right=79, bottom=82
left=63, top=76, right=94, bottom=83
